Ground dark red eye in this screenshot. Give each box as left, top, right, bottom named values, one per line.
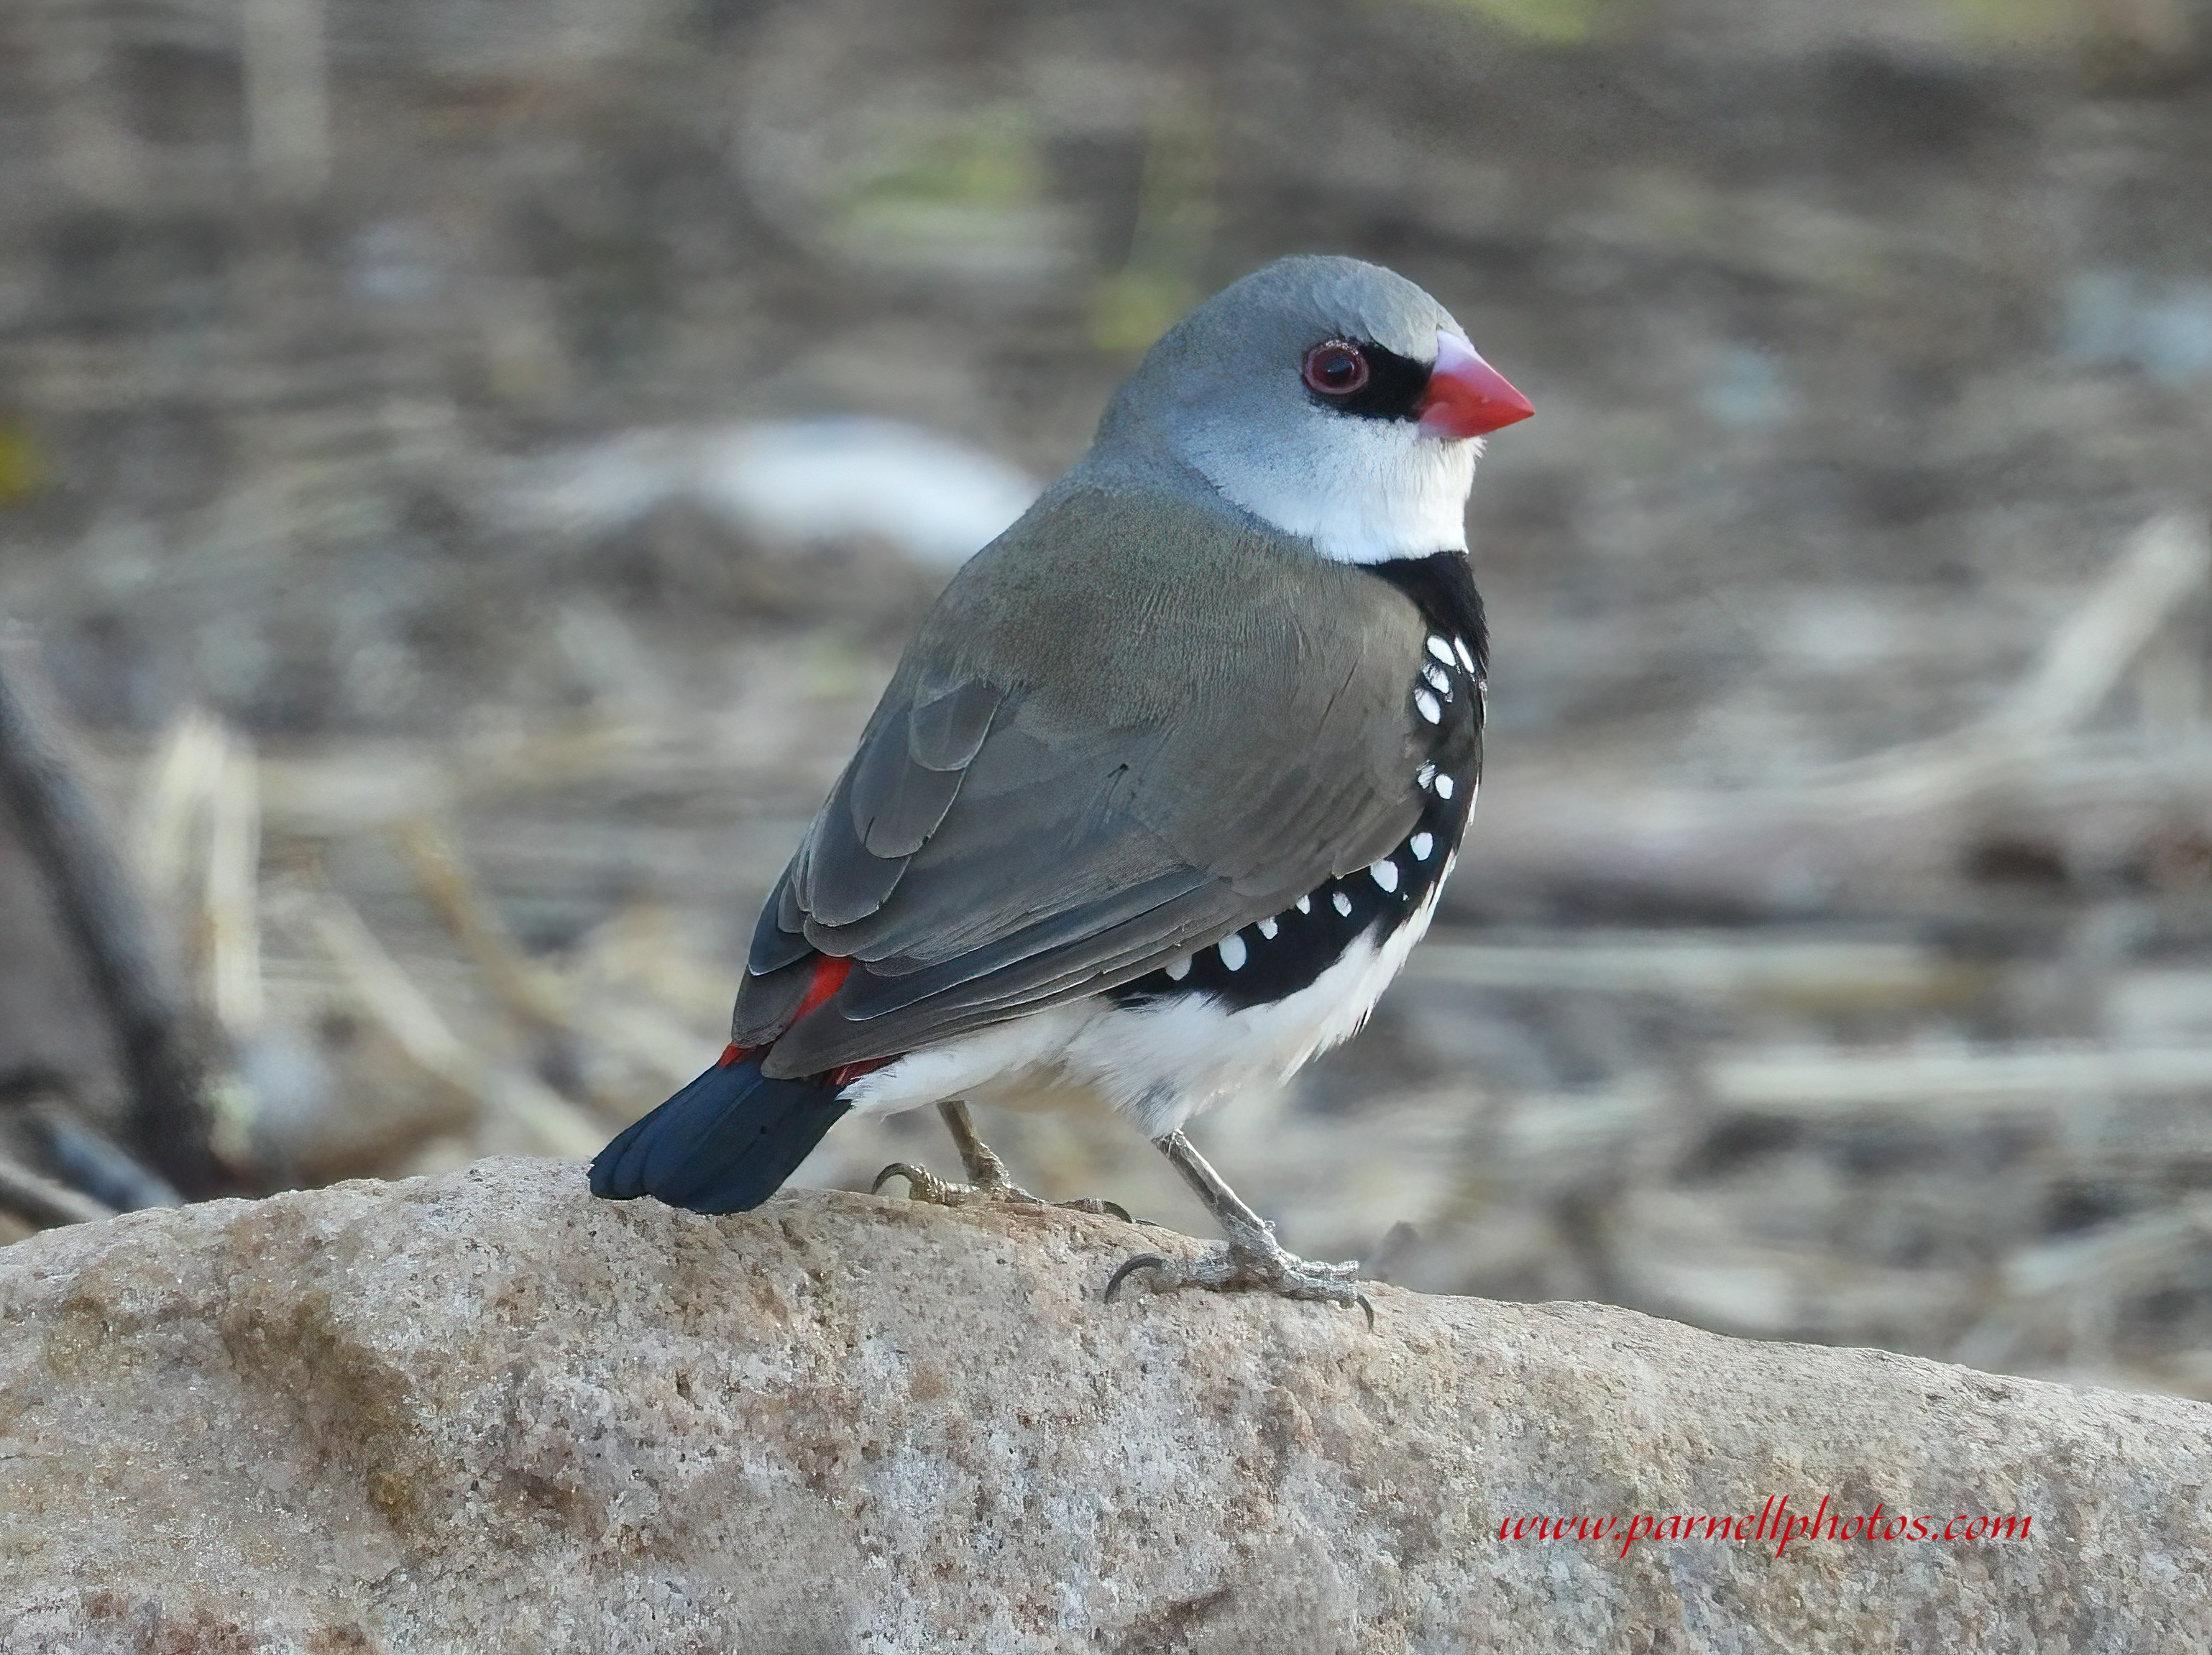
left=1302, top=340, right=1370, bottom=397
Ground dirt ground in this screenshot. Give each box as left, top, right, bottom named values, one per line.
left=4, top=0, right=2212, bottom=1394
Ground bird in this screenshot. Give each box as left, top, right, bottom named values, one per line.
left=590, top=255, right=1533, bottom=1316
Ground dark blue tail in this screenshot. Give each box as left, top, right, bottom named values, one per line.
left=589, top=1054, right=850, bottom=1214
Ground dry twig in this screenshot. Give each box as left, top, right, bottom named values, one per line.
left=1712, top=1042, right=2212, bottom=1119
left=0, top=627, right=221, bottom=1196
left=282, top=879, right=605, bottom=1160
left=390, top=816, right=572, bottom=1037
left=1410, top=930, right=1980, bottom=1008
left=1465, top=510, right=2212, bottom=914
left=0, top=1151, right=114, bottom=1230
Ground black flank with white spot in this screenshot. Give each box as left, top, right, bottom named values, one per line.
left=1109, top=550, right=1484, bottom=1014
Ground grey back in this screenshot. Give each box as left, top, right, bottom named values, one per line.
left=740, top=478, right=1450, bottom=1078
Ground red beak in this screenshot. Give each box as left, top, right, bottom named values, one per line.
left=1418, top=333, right=1534, bottom=439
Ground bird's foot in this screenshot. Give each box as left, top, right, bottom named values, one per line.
left=870, top=1163, right=1129, bottom=1221
left=1103, top=1218, right=1373, bottom=1328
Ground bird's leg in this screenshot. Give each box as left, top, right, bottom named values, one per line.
left=872, top=1101, right=1129, bottom=1218
left=1104, top=1130, right=1371, bottom=1326
left=939, top=1097, right=1020, bottom=1191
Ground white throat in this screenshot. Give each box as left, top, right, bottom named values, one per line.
left=1183, top=420, right=1480, bottom=565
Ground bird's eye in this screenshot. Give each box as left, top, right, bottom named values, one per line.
left=1301, top=341, right=1370, bottom=398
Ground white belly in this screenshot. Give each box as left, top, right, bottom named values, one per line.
left=837, top=861, right=1449, bottom=1138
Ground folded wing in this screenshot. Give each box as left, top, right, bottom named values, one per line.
left=737, top=484, right=1459, bottom=1078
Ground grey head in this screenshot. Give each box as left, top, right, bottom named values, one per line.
left=1075, top=255, right=1532, bottom=566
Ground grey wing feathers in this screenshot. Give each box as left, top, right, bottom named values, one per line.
left=850, top=675, right=1004, bottom=859
left=760, top=676, right=1006, bottom=937
left=736, top=482, right=1436, bottom=1078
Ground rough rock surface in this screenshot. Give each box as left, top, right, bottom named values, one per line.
left=2, top=1160, right=2208, bottom=1654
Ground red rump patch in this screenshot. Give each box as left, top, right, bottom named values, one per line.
left=796, top=954, right=853, bottom=1019
left=719, top=955, right=881, bottom=1085
left=798, top=957, right=891, bottom=1089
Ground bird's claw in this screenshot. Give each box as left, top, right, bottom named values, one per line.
left=871, top=1161, right=978, bottom=1204
left=871, top=1162, right=1130, bottom=1221
left=1103, top=1237, right=1375, bottom=1329
left=1053, top=1195, right=1135, bottom=1221
left=1103, top=1252, right=1173, bottom=1302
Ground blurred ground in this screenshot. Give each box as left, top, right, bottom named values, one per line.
left=3, top=0, right=2212, bottom=1395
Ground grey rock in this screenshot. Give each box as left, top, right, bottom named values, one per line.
left=2, top=1158, right=2208, bottom=1654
